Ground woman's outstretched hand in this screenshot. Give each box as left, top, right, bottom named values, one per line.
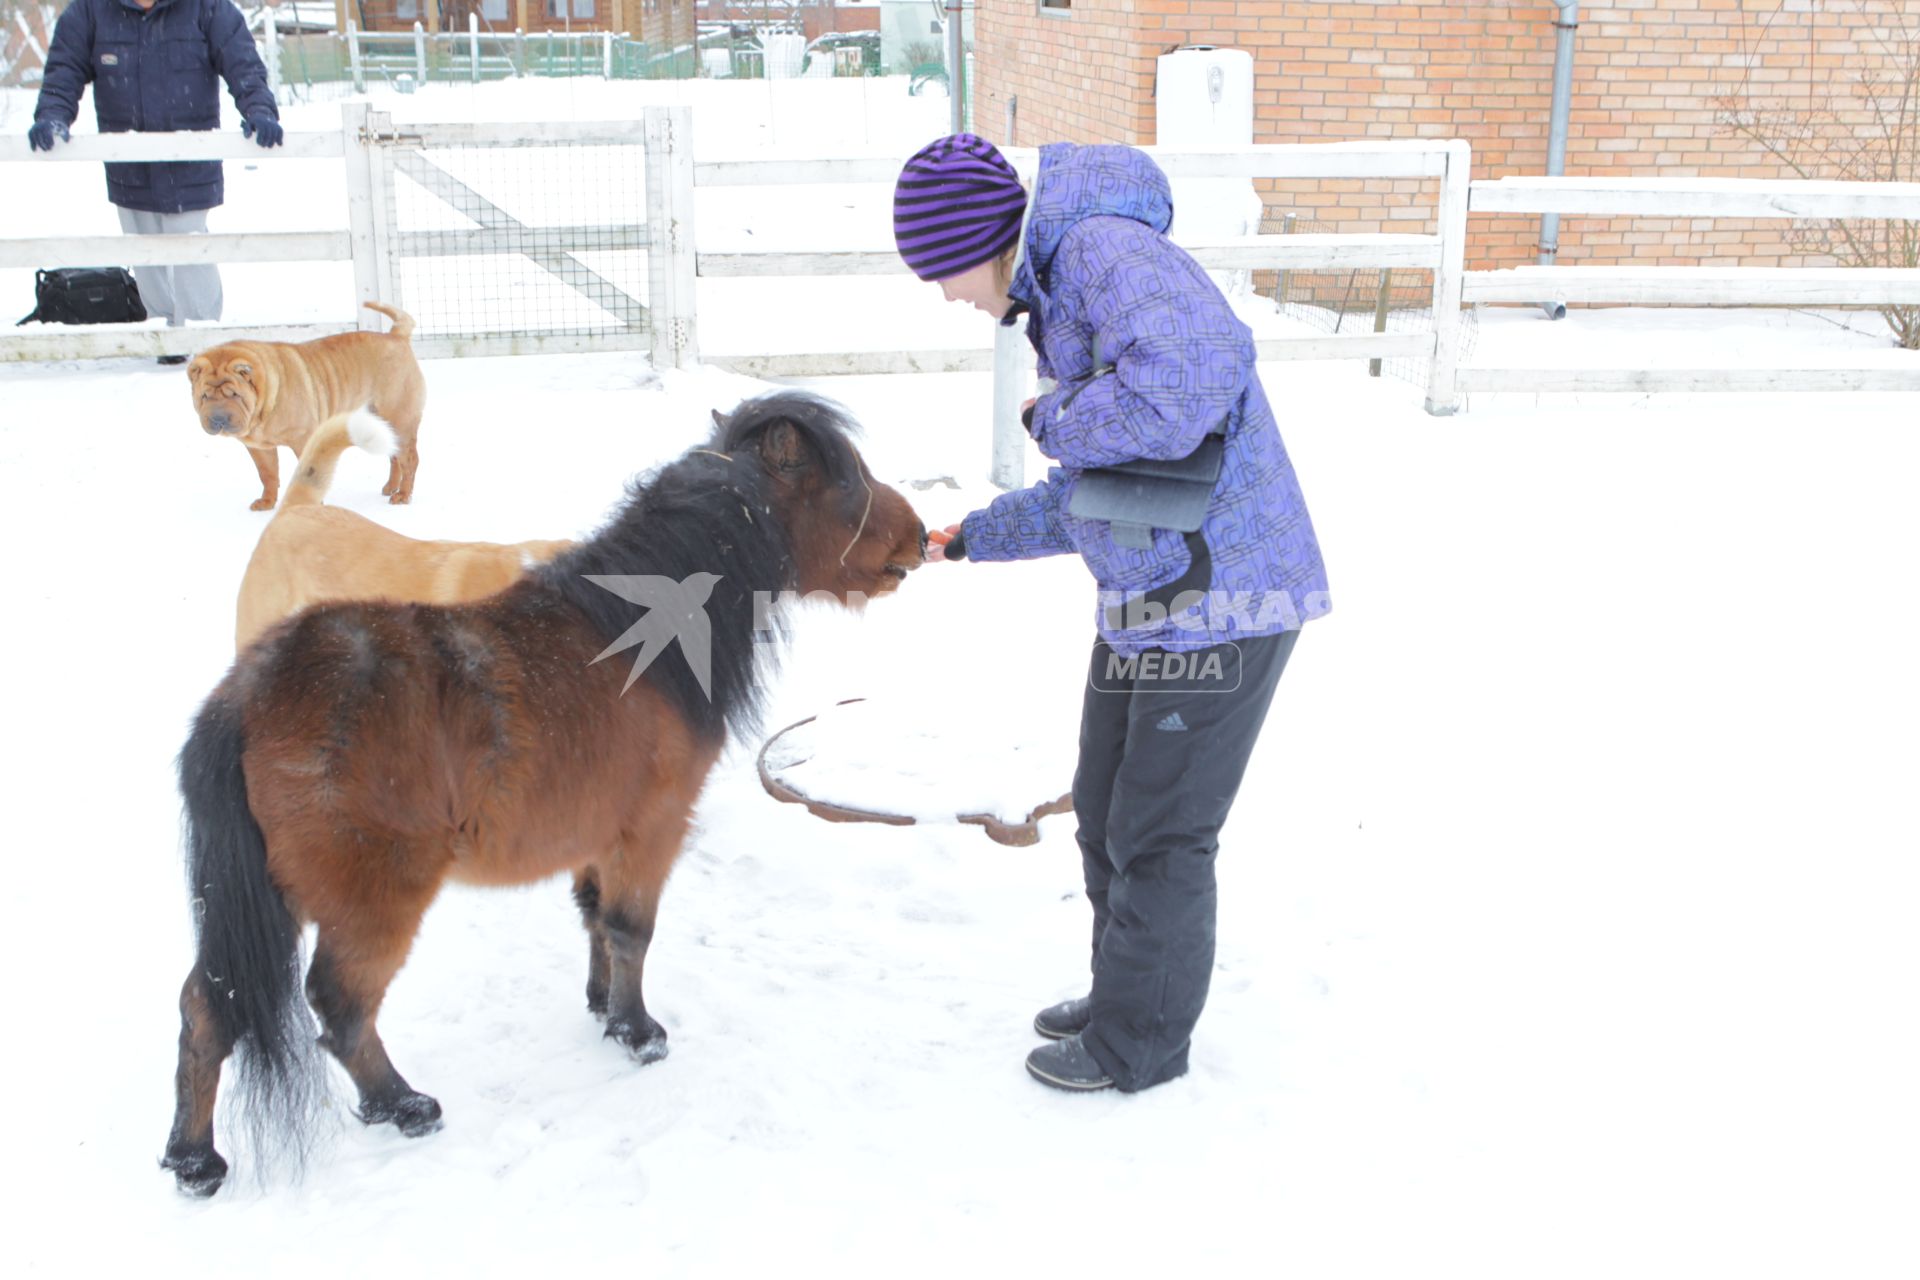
left=926, top=524, right=966, bottom=563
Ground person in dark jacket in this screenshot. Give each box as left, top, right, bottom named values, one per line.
left=896, top=135, right=1331, bottom=1094
left=29, top=0, right=282, bottom=356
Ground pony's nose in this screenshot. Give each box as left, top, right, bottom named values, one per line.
left=917, top=521, right=929, bottom=562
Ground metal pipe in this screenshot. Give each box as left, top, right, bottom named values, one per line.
left=1537, top=0, right=1578, bottom=320
left=946, top=0, right=965, bottom=134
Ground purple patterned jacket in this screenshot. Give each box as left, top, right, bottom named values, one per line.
left=958, top=143, right=1331, bottom=655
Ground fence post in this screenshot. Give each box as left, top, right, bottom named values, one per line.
left=516, top=28, right=527, bottom=77
left=644, top=105, right=699, bottom=370
left=1369, top=268, right=1393, bottom=377
left=1275, top=210, right=1296, bottom=309
left=1425, top=139, right=1470, bottom=415
left=262, top=6, right=282, bottom=103
left=414, top=21, right=427, bottom=84
left=990, top=318, right=1030, bottom=490
left=341, top=101, right=381, bottom=326
left=603, top=31, right=614, bottom=80
left=469, top=13, right=480, bottom=83
left=346, top=20, right=364, bottom=95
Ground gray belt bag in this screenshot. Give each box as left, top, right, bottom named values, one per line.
left=1067, top=434, right=1226, bottom=549
left=1058, top=340, right=1228, bottom=549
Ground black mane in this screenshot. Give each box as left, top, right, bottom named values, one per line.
left=537, top=392, right=868, bottom=744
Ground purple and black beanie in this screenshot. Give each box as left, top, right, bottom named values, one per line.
left=893, top=134, right=1028, bottom=282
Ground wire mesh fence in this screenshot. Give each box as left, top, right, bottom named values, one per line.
left=389, top=138, right=650, bottom=342
left=1252, top=208, right=1475, bottom=387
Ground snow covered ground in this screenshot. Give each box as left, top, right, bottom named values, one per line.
left=4, top=75, right=1919, bottom=1280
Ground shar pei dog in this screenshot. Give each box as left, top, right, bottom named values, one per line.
left=188, top=301, right=425, bottom=510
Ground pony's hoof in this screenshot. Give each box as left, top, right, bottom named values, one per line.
left=606, top=1015, right=670, bottom=1065
left=360, top=1090, right=444, bottom=1138
left=162, top=1146, right=228, bottom=1198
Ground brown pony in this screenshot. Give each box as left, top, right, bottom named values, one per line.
left=162, top=392, right=926, bottom=1196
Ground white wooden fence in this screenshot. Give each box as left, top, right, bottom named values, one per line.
left=6, top=107, right=1919, bottom=485
left=0, top=109, right=1471, bottom=488
left=692, top=137, right=1473, bottom=484
left=0, top=104, right=677, bottom=363
left=1462, top=175, right=1920, bottom=394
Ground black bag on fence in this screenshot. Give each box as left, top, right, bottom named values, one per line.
left=17, top=268, right=148, bottom=326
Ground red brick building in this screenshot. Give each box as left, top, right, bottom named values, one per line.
left=337, top=0, right=696, bottom=41
left=973, top=1, right=1916, bottom=269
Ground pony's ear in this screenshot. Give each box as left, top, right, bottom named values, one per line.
left=757, top=420, right=811, bottom=473
left=711, top=407, right=731, bottom=430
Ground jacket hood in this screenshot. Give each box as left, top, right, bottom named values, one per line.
left=1015, top=143, right=1174, bottom=294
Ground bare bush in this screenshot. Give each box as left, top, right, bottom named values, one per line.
left=1717, top=5, right=1920, bottom=348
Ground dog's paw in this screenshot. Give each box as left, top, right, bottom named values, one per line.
left=388, top=492, right=412, bottom=505
left=250, top=496, right=275, bottom=512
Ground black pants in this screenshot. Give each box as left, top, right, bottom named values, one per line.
left=1073, top=629, right=1298, bottom=1091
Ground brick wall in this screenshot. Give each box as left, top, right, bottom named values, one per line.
left=974, top=0, right=1918, bottom=270
left=974, top=0, right=1159, bottom=143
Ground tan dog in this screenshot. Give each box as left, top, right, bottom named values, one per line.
left=235, top=408, right=573, bottom=651
left=189, top=301, right=425, bottom=511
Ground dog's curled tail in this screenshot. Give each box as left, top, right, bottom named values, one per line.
left=361, top=301, right=415, bottom=340
left=280, top=408, right=400, bottom=509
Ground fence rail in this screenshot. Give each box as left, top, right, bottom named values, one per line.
left=1469, top=175, right=1920, bottom=220
left=1462, top=265, right=1920, bottom=306
left=1462, top=175, right=1920, bottom=397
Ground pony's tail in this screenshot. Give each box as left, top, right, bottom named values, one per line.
left=178, top=696, right=326, bottom=1175
left=280, top=408, right=398, bottom=509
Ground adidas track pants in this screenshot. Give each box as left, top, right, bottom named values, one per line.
left=1071, top=628, right=1298, bottom=1092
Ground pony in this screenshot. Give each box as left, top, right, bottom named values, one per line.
left=162, top=392, right=927, bottom=1196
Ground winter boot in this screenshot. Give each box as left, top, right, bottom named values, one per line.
left=1033, top=996, right=1092, bottom=1040
left=1025, top=1034, right=1115, bottom=1092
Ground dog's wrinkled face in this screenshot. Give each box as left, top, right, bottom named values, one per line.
left=187, top=351, right=263, bottom=437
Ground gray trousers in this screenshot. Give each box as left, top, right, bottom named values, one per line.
left=116, top=207, right=223, bottom=326
left=1073, top=629, right=1298, bottom=1091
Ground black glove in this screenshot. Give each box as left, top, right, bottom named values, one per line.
left=243, top=116, right=284, bottom=148
left=27, top=120, right=70, bottom=152
left=943, top=528, right=968, bottom=561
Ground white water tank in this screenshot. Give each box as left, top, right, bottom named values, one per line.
left=1155, top=47, right=1263, bottom=294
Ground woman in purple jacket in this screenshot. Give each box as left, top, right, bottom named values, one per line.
left=896, top=134, right=1330, bottom=1093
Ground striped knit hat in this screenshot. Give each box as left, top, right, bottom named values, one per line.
left=892, top=134, right=1027, bottom=282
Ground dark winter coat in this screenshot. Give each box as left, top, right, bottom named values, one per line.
left=960, top=143, right=1331, bottom=655
left=32, top=0, right=278, bottom=213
